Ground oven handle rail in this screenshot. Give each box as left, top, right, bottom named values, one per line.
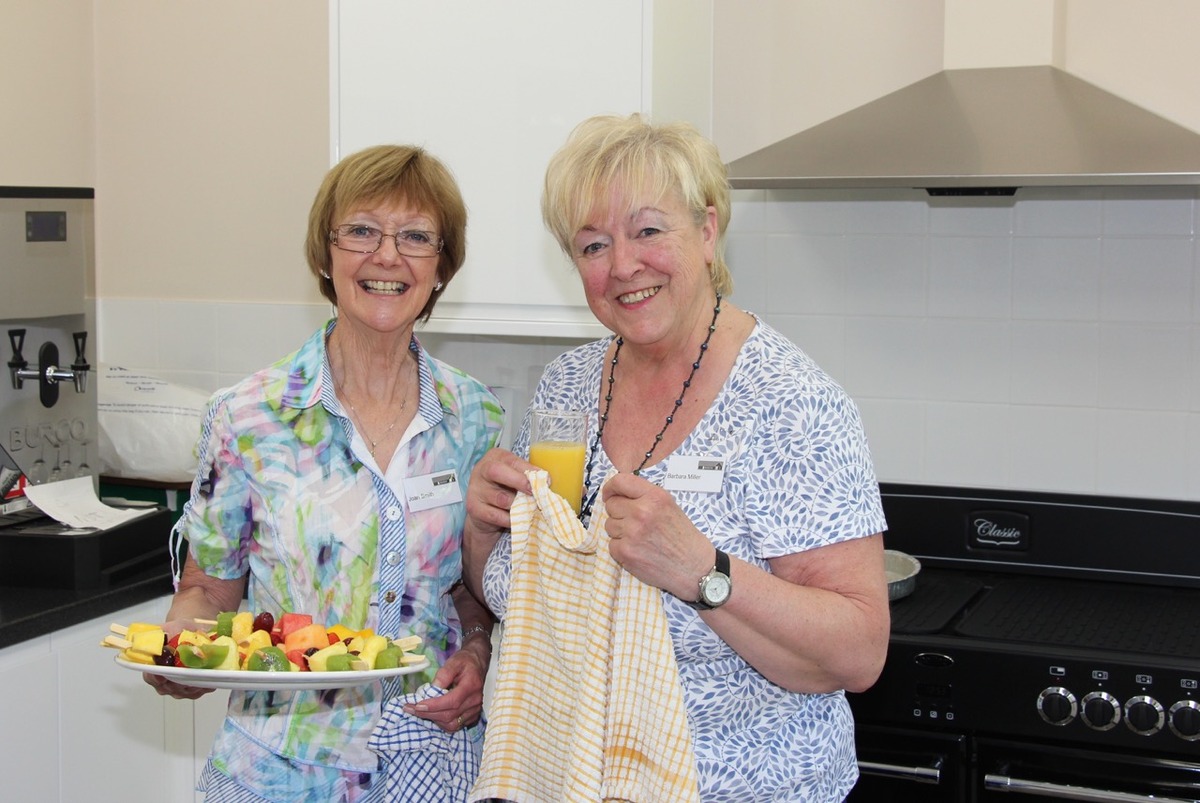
left=984, top=773, right=1197, bottom=802
left=857, top=759, right=942, bottom=785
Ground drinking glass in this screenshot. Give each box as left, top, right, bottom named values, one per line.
left=528, top=409, right=588, bottom=515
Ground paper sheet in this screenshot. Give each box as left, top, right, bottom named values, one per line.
left=23, top=475, right=154, bottom=530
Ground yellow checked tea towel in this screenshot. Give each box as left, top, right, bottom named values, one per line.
left=470, top=470, right=699, bottom=803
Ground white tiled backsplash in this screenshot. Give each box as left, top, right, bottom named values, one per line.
left=98, top=186, right=1200, bottom=501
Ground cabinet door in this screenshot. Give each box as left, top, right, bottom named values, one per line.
left=56, top=598, right=175, bottom=803
left=335, top=0, right=644, bottom=337
left=0, top=637, right=59, bottom=801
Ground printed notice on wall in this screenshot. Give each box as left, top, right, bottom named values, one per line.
left=24, top=476, right=154, bottom=531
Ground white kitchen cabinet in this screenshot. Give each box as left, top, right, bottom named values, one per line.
left=334, top=0, right=710, bottom=338
left=0, top=637, right=59, bottom=800
left=0, top=596, right=226, bottom=803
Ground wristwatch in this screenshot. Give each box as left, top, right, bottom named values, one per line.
left=693, top=548, right=732, bottom=609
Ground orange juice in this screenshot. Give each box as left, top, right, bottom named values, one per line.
left=529, top=440, right=586, bottom=514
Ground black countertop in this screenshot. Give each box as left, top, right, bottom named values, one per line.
left=0, top=506, right=178, bottom=650
left=0, top=566, right=175, bottom=650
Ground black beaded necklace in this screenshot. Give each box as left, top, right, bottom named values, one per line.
left=578, top=293, right=723, bottom=521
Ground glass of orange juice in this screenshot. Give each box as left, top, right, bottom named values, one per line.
left=528, top=408, right=588, bottom=514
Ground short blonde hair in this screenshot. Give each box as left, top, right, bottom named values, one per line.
left=541, top=113, right=733, bottom=296
left=305, top=145, right=467, bottom=322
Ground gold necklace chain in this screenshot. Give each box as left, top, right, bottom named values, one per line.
left=334, top=362, right=411, bottom=458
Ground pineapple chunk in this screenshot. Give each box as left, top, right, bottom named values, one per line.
left=230, top=611, right=255, bottom=644
left=358, top=635, right=389, bottom=669
left=129, top=627, right=166, bottom=660
left=307, top=641, right=348, bottom=672
left=239, top=629, right=273, bottom=668
left=119, top=648, right=156, bottom=665
left=210, top=635, right=240, bottom=671
left=177, top=629, right=212, bottom=647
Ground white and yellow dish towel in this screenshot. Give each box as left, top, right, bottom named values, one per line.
left=470, top=470, right=699, bottom=803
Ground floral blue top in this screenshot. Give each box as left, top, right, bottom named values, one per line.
left=174, top=320, right=503, bottom=801
left=483, top=319, right=885, bottom=802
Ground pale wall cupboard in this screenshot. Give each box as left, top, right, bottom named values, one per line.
left=335, top=0, right=710, bottom=338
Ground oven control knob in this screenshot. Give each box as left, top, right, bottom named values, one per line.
left=1037, top=687, right=1077, bottom=726
left=1168, top=700, right=1200, bottom=741
left=1080, top=691, right=1121, bottom=731
left=1124, top=695, right=1165, bottom=736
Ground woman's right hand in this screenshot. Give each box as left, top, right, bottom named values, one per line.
left=140, top=615, right=217, bottom=699
left=462, top=447, right=535, bottom=601
left=464, top=447, right=535, bottom=537
left=142, top=670, right=213, bottom=700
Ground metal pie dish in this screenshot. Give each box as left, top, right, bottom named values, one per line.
left=884, top=549, right=921, bottom=601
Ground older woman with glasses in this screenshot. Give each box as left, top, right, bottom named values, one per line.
left=144, top=145, right=503, bottom=802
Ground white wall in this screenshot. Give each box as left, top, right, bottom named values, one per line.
left=0, top=1, right=93, bottom=187
left=725, top=187, right=1200, bottom=501
left=104, top=187, right=1200, bottom=502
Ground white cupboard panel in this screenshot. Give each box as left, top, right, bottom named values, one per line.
left=335, top=0, right=645, bottom=337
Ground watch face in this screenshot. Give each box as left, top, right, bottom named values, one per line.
left=702, top=573, right=731, bottom=606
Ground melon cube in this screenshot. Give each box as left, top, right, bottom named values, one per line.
left=282, top=622, right=329, bottom=654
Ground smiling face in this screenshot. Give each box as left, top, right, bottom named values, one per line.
left=572, top=188, right=718, bottom=351
left=329, top=199, right=441, bottom=340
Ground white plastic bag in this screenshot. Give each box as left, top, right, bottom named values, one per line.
left=97, top=364, right=210, bottom=483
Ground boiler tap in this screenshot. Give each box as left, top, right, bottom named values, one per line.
left=7, top=329, right=27, bottom=390
left=70, top=331, right=90, bottom=393
left=8, top=330, right=92, bottom=405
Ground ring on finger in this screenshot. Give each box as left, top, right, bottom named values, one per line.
left=457, top=715, right=464, bottom=729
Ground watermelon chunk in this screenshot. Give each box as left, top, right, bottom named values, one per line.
left=277, top=613, right=314, bottom=639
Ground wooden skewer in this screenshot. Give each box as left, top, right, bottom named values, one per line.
left=109, top=623, right=128, bottom=636
left=101, top=635, right=132, bottom=649
left=393, top=635, right=422, bottom=652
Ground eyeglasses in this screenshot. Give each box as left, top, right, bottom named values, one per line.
left=330, top=224, right=443, bottom=258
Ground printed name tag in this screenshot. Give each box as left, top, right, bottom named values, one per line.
left=405, top=469, right=463, bottom=512
left=663, top=455, right=725, bottom=493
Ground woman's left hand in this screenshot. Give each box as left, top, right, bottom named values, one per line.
left=401, top=637, right=489, bottom=732
left=601, top=472, right=713, bottom=602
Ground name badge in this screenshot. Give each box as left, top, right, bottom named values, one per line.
left=405, top=469, right=463, bottom=512
left=663, top=455, right=725, bottom=493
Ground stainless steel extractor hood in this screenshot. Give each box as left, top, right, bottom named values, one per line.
left=725, top=66, right=1200, bottom=192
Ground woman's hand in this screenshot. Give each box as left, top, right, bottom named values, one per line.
left=402, top=637, right=491, bottom=731
left=142, top=670, right=214, bottom=700
left=462, top=447, right=536, bottom=601
left=464, top=447, right=534, bottom=537
left=601, top=472, right=713, bottom=602
left=142, top=556, right=246, bottom=699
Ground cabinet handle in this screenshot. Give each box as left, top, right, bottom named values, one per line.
left=984, top=773, right=1193, bottom=802
left=857, top=759, right=942, bottom=784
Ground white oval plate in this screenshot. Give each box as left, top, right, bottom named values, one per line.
left=116, top=655, right=429, bottom=691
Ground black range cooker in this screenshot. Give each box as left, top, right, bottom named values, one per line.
left=847, top=484, right=1200, bottom=802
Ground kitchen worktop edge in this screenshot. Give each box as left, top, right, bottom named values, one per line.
left=0, top=568, right=175, bottom=650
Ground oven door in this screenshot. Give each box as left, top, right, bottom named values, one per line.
left=976, top=738, right=1200, bottom=802
left=847, top=725, right=968, bottom=802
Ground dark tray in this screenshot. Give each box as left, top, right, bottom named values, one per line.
left=0, top=506, right=173, bottom=590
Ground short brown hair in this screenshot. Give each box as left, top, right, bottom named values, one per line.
left=305, top=145, right=467, bottom=322
left=542, top=114, right=733, bottom=296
